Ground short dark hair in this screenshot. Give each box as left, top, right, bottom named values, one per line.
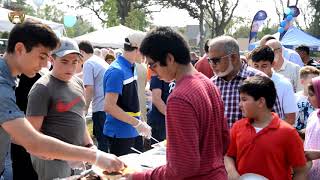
left=251, top=45, right=274, bottom=63
left=239, top=76, right=276, bottom=109
left=7, top=20, right=59, bottom=53
left=204, top=39, right=210, bottom=53
left=78, top=41, right=94, bottom=54
left=124, top=38, right=137, bottom=52
left=140, top=26, right=191, bottom=66
left=295, top=45, right=310, bottom=55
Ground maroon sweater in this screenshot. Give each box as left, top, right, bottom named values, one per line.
left=132, top=72, right=229, bottom=180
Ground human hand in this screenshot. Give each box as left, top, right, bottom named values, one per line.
left=94, top=150, right=125, bottom=173
left=227, top=169, right=240, bottom=180
left=134, top=121, right=151, bottom=139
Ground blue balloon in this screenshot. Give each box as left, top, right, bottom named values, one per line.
left=284, top=7, right=292, bottom=15
left=286, top=14, right=293, bottom=21
left=278, top=27, right=285, bottom=33
left=280, top=20, right=287, bottom=27
left=64, top=15, right=77, bottom=28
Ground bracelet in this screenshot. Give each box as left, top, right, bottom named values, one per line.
left=94, top=150, right=102, bottom=165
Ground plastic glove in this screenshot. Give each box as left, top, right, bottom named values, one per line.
left=94, top=150, right=125, bottom=173
left=133, top=121, right=152, bottom=139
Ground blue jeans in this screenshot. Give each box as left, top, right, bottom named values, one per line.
left=92, top=111, right=109, bottom=152
left=1, top=146, right=12, bottom=180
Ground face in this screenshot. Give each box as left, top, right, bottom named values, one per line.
left=208, top=47, right=234, bottom=77
left=252, top=60, right=273, bottom=77
left=52, top=53, right=80, bottom=81
left=15, top=44, right=50, bottom=78
left=145, top=56, right=175, bottom=82
left=239, top=92, right=259, bottom=118
left=296, top=50, right=307, bottom=60
left=308, top=88, right=318, bottom=108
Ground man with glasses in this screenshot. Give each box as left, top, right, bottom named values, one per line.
left=210, top=36, right=283, bottom=128
left=103, top=32, right=151, bottom=156
left=266, top=39, right=301, bottom=92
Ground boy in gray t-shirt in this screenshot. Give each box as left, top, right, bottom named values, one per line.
left=26, top=37, right=95, bottom=180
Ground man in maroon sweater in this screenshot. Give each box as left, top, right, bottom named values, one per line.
left=128, top=27, right=229, bottom=180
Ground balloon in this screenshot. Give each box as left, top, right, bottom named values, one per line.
left=286, top=14, right=293, bottom=21
left=284, top=7, right=292, bottom=15
left=278, top=27, right=285, bottom=33
left=280, top=20, right=287, bottom=27
left=33, top=0, right=44, bottom=7
left=63, top=15, right=77, bottom=27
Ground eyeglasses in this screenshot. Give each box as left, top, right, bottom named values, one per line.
left=148, top=61, right=159, bottom=69
left=208, top=54, right=233, bottom=65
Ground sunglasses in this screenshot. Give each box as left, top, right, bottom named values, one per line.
left=208, top=54, right=233, bottom=65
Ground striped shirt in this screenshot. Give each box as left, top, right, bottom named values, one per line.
left=212, top=62, right=284, bottom=128
left=132, top=72, right=229, bottom=180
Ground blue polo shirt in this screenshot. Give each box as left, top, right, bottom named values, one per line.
left=0, top=59, right=24, bottom=173
left=103, top=56, right=140, bottom=138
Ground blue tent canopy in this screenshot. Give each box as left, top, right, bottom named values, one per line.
left=249, top=26, right=320, bottom=51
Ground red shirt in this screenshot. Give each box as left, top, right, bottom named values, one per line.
left=227, top=113, right=306, bottom=180
left=132, top=72, right=229, bottom=180
left=195, top=55, right=214, bottom=78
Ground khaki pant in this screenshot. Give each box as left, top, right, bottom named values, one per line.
left=31, top=156, right=71, bottom=180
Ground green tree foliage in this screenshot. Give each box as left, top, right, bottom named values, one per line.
left=65, top=17, right=96, bottom=38
left=125, top=9, right=149, bottom=31
left=77, top=0, right=151, bottom=30
left=102, top=0, right=120, bottom=27
left=3, top=0, right=36, bottom=16
left=37, top=4, right=64, bottom=22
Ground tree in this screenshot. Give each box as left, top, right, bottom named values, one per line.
left=37, top=4, right=64, bottom=23
left=65, top=17, right=96, bottom=38
left=157, top=0, right=239, bottom=55
left=307, top=0, right=320, bottom=38
left=3, top=0, right=36, bottom=16
left=77, top=0, right=151, bottom=30
left=125, top=9, right=150, bottom=31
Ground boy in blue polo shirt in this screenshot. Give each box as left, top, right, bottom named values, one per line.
left=103, top=32, right=152, bottom=156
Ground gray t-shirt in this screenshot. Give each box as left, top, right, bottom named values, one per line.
left=82, top=55, right=109, bottom=112
left=0, top=59, right=24, bottom=173
left=27, top=74, right=86, bottom=146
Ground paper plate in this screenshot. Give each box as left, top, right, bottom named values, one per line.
left=239, top=173, right=268, bottom=180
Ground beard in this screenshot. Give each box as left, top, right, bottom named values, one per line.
left=216, top=60, right=234, bottom=77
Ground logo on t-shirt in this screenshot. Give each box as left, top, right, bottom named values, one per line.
left=56, top=96, right=81, bottom=112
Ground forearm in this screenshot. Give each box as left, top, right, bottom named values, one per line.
left=224, top=156, right=238, bottom=174
left=31, top=132, right=97, bottom=164
left=105, top=104, right=139, bottom=126
left=153, top=99, right=166, bottom=115
left=84, top=86, right=94, bottom=114
left=293, top=167, right=308, bottom=180
left=5, top=118, right=97, bottom=164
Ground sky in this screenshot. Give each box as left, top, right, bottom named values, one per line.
left=25, top=0, right=308, bottom=29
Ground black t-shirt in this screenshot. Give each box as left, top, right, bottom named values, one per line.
left=147, top=76, right=175, bottom=123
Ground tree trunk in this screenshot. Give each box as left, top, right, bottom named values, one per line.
left=117, top=0, right=130, bottom=25
left=199, top=4, right=205, bottom=56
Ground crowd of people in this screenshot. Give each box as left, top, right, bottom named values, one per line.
left=1, top=20, right=320, bottom=180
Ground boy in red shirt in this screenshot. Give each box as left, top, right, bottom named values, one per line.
left=225, top=76, right=307, bottom=180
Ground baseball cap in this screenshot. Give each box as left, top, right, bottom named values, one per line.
left=52, top=37, right=82, bottom=57
left=125, top=31, right=145, bottom=48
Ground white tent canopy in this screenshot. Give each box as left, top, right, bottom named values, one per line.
left=74, top=25, right=144, bottom=48
left=0, top=7, right=65, bottom=36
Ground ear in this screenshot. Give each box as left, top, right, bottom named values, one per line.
left=258, top=97, right=267, bottom=108
left=300, top=78, right=305, bottom=85
left=166, top=53, right=175, bottom=65
left=271, top=61, right=276, bottom=67
left=14, top=42, right=26, bottom=56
